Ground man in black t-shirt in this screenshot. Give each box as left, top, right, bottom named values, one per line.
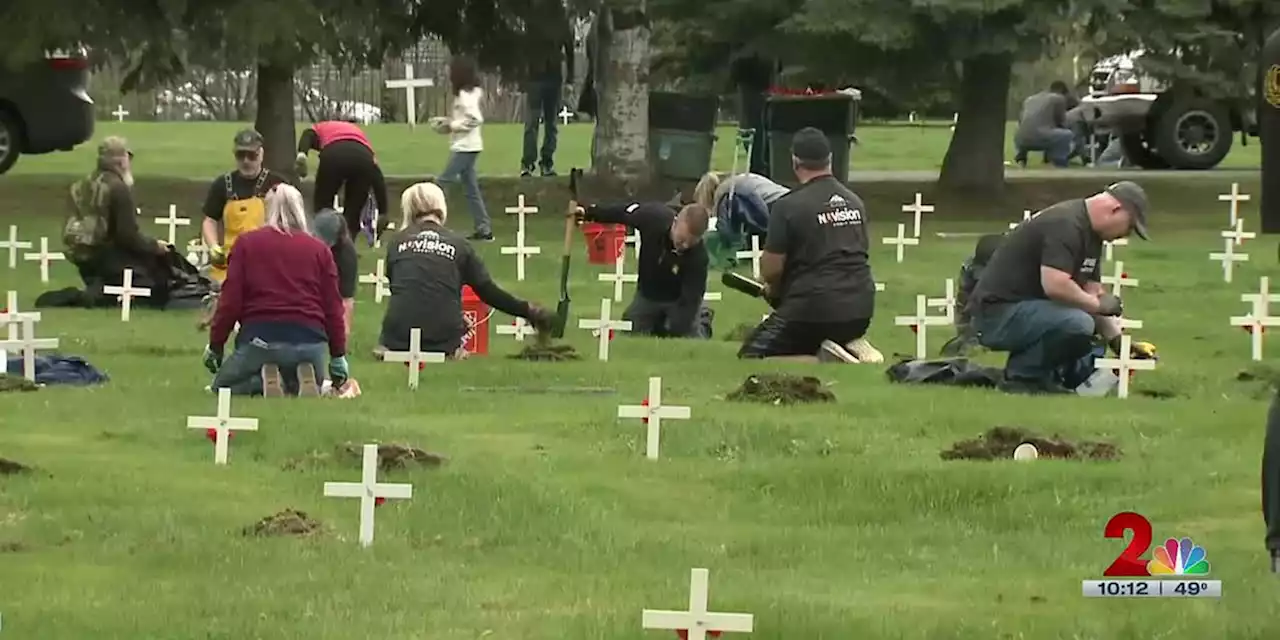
left=969, top=181, right=1150, bottom=394
left=575, top=201, right=713, bottom=338
left=738, top=127, right=877, bottom=362
left=200, top=129, right=286, bottom=282
left=312, top=209, right=359, bottom=338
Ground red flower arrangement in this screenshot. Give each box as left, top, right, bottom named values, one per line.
left=676, top=631, right=722, bottom=639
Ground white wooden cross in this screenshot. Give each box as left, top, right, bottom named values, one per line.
left=618, top=376, right=691, bottom=460
left=599, top=250, right=638, bottom=301
left=358, top=258, right=390, bottom=303
left=185, top=387, right=258, bottom=465
left=153, top=204, right=190, bottom=247
left=496, top=317, right=537, bottom=341
left=1099, top=261, right=1138, bottom=296
left=0, top=291, right=41, bottom=374
left=380, top=328, right=446, bottom=390
left=23, top=237, right=65, bottom=284
left=1093, top=335, right=1156, bottom=399
left=1233, top=276, right=1280, bottom=361
left=1219, top=182, right=1250, bottom=229
left=641, top=568, right=753, bottom=639
left=1008, top=209, right=1031, bottom=230
left=926, top=278, right=956, bottom=323
left=1103, top=238, right=1128, bottom=262
left=385, top=63, right=434, bottom=128
left=558, top=106, right=574, bottom=125
left=703, top=292, right=722, bottom=302
left=1222, top=218, right=1256, bottom=247
left=323, top=443, right=413, bottom=548
left=901, top=192, right=934, bottom=238
left=882, top=223, right=918, bottom=263
left=1209, top=236, right=1248, bottom=283
left=500, top=195, right=541, bottom=281
left=0, top=225, right=31, bottom=268
left=627, top=229, right=642, bottom=259
left=894, top=294, right=950, bottom=359
left=112, top=104, right=129, bottom=121
left=578, top=298, right=633, bottom=361
left=102, top=269, right=152, bottom=322
left=0, top=317, right=58, bottom=381
left=734, top=236, right=762, bottom=279
left=876, top=282, right=886, bottom=292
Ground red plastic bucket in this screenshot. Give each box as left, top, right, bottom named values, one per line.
left=582, top=223, right=627, bottom=265
left=461, top=286, right=490, bottom=356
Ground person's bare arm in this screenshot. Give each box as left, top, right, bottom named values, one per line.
left=1083, top=281, right=1121, bottom=339
left=760, top=252, right=784, bottom=289
left=1041, top=266, right=1100, bottom=313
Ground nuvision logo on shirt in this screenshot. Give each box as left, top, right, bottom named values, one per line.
left=817, top=207, right=862, bottom=226
left=399, top=230, right=457, bottom=260
left=1080, top=257, right=1098, bottom=276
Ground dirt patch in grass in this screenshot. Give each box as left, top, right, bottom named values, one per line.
left=340, top=443, right=448, bottom=472
left=243, top=509, right=323, bottom=538
left=509, top=343, right=581, bottom=361
left=0, top=375, right=38, bottom=393
left=941, top=426, right=1120, bottom=461
left=727, top=374, right=835, bottom=405
left=723, top=323, right=755, bottom=343
left=0, top=458, right=32, bottom=475
left=0, top=541, right=28, bottom=553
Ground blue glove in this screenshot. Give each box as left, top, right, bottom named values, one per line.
left=202, top=346, right=222, bottom=374
left=328, top=355, right=350, bottom=386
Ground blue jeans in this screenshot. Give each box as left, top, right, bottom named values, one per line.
left=717, top=191, right=771, bottom=252
left=439, top=151, right=490, bottom=235
left=974, top=300, right=1097, bottom=387
left=521, top=79, right=561, bottom=171
left=1015, top=128, right=1075, bottom=167
left=211, top=339, right=327, bottom=396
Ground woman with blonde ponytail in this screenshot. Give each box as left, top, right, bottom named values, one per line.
left=373, top=181, right=556, bottom=358
left=695, top=169, right=789, bottom=267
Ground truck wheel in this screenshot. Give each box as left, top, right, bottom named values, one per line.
left=0, top=109, right=20, bottom=175
left=1120, top=134, right=1169, bottom=169
left=1151, top=96, right=1233, bottom=170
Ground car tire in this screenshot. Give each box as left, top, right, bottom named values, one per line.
left=1150, top=96, right=1233, bottom=170
left=1118, top=133, right=1169, bottom=169
left=0, top=109, right=20, bottom=175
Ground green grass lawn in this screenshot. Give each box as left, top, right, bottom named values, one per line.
left=1, top=174, right=1278, bottom=638
left=3, top=121, right=1263, bottom=179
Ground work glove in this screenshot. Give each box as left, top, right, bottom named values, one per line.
left=209, top=244, right=228, bottom=268
left=526, top=303, right=557, bottom=333
left=1096, top=293, right=1123, bottom=317
left=202, top=346, right=222, bottom=374
left=570, top=205, right=587, bottom=225
left=1107, top=336, right=1158, bottom=360
left=328, top=355, right=350, bottom=388
left=294, top=153, right=308, bottom=179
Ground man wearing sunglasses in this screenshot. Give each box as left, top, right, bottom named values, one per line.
left=969, top=181, right=1152, bottom=395
left=200, top=129, right=285, bottom=283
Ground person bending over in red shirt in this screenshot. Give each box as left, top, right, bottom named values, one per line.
left=203, top=183, right=350, bottom=397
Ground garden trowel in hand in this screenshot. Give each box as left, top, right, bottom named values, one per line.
left=552, top=168, right=584, bottom=338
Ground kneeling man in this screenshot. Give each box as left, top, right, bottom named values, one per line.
left=738, top=127, right=877, bottom=362
left=970, top=181, right=1149, bottom=394
left=576, top=200, right=713, bottom=338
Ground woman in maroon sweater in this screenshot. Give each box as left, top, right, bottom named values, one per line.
left=203, top=184, right=350, bottom=396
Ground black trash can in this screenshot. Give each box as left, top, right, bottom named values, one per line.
left=648, top=92, right=719, bottom=181
left=764, top=93, right=858, bottom=186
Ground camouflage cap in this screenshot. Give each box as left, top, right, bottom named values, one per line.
left=234, top=129, right=264, bottom=150
left=97, top=136, right=132, bottom=159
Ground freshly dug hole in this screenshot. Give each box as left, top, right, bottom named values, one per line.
left=340, top=443, right=448, bottom=472
left=941, top=426, right=1120, bottom=461
left=509, top=343, right=581, bottom=361
left=243, top=509, right=323, bottom=537
left=727, top=374, right=835, bottom=405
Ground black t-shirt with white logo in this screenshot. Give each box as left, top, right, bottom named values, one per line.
left=972, top=199, right=1102, bottom=308
left=764, top=175, right=875, bottom=321
left=378, top=221, right=487, bottom=351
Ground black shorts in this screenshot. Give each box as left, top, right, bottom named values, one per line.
left=737, top=314, right=870, bottom=359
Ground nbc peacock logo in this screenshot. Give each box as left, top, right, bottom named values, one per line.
left=1147, top=537, right=1211, bottom=576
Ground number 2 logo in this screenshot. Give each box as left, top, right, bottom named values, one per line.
left=1103, top=511, right=1153, bottom=577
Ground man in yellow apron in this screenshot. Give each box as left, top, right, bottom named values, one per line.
left=200, top=129, right=284, bottom=282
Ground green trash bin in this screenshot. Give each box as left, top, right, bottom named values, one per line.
left=764, top=93, right=859, bottom=186
left=649, top=92, right=719, bottom=181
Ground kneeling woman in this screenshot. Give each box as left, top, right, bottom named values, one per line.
left=375, top=182, right=554, bottom=358
left=203, top=184, right=350, bottom=396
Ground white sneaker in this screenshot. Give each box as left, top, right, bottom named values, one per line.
left=817, top=340, right=859, bottom=363
left=847, top=338, right=884, bottom=363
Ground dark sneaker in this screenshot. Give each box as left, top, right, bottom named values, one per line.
left=468, top=232, right=494, bottom=242
left=817, top=340, right=859, bottom=363
left=296, top=362, right=320, bottom=397
left=540, top=166, right=557, bottom=177
left=261, top=364, right=284, bottom=398
left=520, top=167, right=534, bottom=178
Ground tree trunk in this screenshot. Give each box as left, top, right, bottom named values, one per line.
left=939, top=52, right=1013, bottom=194
left=592, top=0, right=651, bottom=189
left=254, top=60, right=297, bottom=180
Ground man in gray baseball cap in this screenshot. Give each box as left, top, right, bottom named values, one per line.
left=1104, top=180, right=1149, bottom=240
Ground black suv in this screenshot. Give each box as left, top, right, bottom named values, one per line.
left=0, top=48, right=95, bottom=174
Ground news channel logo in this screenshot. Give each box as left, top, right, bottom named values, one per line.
left=1082, top=511, right=1221, bottom=598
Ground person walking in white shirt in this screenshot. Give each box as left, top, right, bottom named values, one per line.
left=431, top=57, right=492, bottom=241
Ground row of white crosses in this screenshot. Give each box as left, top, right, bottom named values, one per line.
left=500, top=195, right=541, bottom=281
left=0, top=291, right=58, bottom=379
left=1231, top=276, right=1280, bottom=361
left=881, top=193, right=934, bottom=264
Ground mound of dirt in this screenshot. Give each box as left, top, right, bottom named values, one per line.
left=509, top=343, right=581, bottom=361
left=341, top=443, right=448, bottom=472
left=0, top=458, right=31, bottom=475
left=723, top=323, right=756, bottom=343
left=243, top=509, right=323, bottom=537
left=0, top=375, right=38, bottom=393
left=727, top=374, right=835, bottom=405
left=941, top=426, right=1120, bottom=461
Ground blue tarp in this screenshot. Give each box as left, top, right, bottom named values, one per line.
left=4, top=354, right=108, bottom=386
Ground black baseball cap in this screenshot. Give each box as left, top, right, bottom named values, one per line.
left=233, top=129, right=264, bottom=151
left=1105, top=181, right=1149, bottom=240
left=790, top=127, right=832, bottom=164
